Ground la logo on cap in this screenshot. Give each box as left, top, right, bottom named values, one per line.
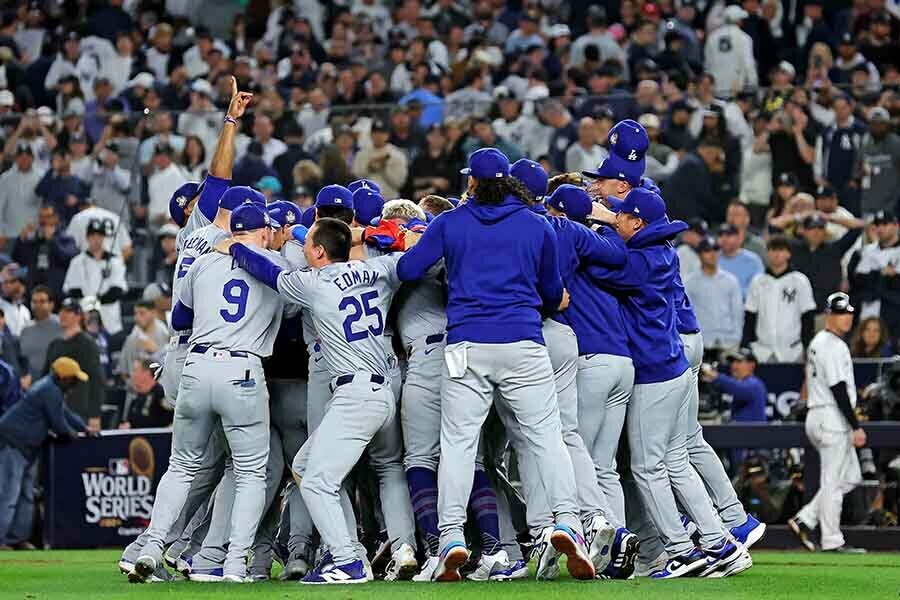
left=287, top=211, right=296, bottom=223
left=628, top=149, right=638, bottom=161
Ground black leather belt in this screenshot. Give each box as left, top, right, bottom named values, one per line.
left=333, top=373, right=385, bottom=389
left=191, top=344, right=249, bottom=358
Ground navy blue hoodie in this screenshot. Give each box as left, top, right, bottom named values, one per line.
left=397, top=196, right=563, bottom=345
left=586, top=218, right=690, bottom=384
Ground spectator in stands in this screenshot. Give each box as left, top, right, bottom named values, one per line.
left=0, top=145, right=44, bottom=254
left=18, top=287, right=61, bottom=382
left=492, top=87, right=548, bottom=160
left=66, top=198, right=132, bottom=260
left=768, top=101, right=818, bottom=193
left=850, top=317, right=895, bottom=358
left=0, top=308, right=26, bottom=378
left=705, top=5, right=758, bottom=98
left=570, top=6, right=625, bottom=69
left=35, top=148, right=87, bottom=224
left=702, top=348, right=768, bottom=422
left=149, top=224, right=178, bottom=288
left=565, top=117, right=607, bottom=175
left=743, top=235, right=817, bottom=362
left=118, top=301, right=168, bottom=382
left=853, top=210, right=900, bottom=343
left=352, top=119, right=408, bottom=199
left=640, top=113, right=679, bottom=183
left=717, top=223, right=765, bottom=299
left=444, top=68, right=493, bottom=121
left=677, top=217, right=708, bottom=281
left=791, top=212, right=864, bottom=314
left=740, top=112, right=774, bottom=227
left=138, top=111, right=185, bottom=168
left=726, top=200, right=767, bottom=260
left=816, top=94, right=867, bottom=205
left=43, top=299, right=103, bottom=431
left=146, top=144, right=186, bottom=227
left=62, top=220, right=128, bottom=335
left=462, top=116, right=525, bottom=163
left=272, top=121, right=310, bottom=194
left=814, top=184, right=856, bottom=240
left=766, top=172, right=798, bottom=227
left=119, top=359, right=171, bottom=430
left=0, top=357, right=91, bottom=550
left=663, top=136, right=726, bottom=224
left=319, top=125, right=356, bottom=188
left=685, top=236, right=744, bottom=353
left=87, top=142, right=132, bottom=222
left=0, top=265, right=31, bottom=338
left=407, top=123, right=456, bottom=200
left=855, top=107, right=900, bottom=216
left=541, top=100, right=578, bottom=172
left=0, top=357, right=21, bottom=416
left=242, top=114, right=287, bottom=167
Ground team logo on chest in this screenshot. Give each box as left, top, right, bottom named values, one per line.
left=782, top=287, right=797, bottom=304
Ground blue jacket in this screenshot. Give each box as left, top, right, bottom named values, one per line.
left=672, top=269, right=701, bottom=334
left=715, top=374, right=768, bottom=422
left=397, top=196, right=563, bottom=345
left=0, top=375, right=86, bottom=460
left=586, top=218, right=690, bottom=384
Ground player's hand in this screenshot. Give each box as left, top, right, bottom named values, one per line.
left=227, top=76, right=254, bottom=119
left=557, top=288, right=570, bottom=311
left=214, top=238, right=237, bottom=254
left=852, top=428, right=867, bottom=448
left=591, top=202, right=617, bottom=224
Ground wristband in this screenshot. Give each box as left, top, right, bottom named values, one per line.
left=224, top=116, right=238, bottom=126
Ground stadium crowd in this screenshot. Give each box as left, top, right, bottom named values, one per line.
left=0, top=0, right=898, bottom=554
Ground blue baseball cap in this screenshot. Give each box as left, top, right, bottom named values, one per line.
left=607, top=119, right=649, bottom=161
left=268, top=200, right=301, bottom=228
left=510, top=159, right=548, bottom=198
left=256, top=175, right=283, bottom=194
left=582, top=152, right=644, bottom=186
left=168, top=181, right=202, bottom=226
left=352, top=188, right=385, bottom=226
left=230, top=203, right=271, bottom=232
left=299, top=206, right=316, bottom=228
left=348, top=178, right=382, bottom=194
left=547, top=184, right=592, bottom=221
left=219, top=186, right=267, bottom=211
left=461, top=147, right=510, bottom=179
left=610, top=187, right=667, bottom=223
left=315, top=184, right=354, bottom=210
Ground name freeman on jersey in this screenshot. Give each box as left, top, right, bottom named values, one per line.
left=181, top=234, right=216, bottom=256
left=333, top=266, right=381, bottom=292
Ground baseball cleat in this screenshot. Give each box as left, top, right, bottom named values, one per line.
left=301, top=559, right=368, bottom=585
left=534, top=526, right=561, bottom=580
left=279, top=554, right=311, bottom=580
left=118, top=559, right=134, bottom=575
left=706, top=545, right=753, bottom=578
left=823, top=545, right=867, bottom=554
left=585, top=515, right=616, bottom=575
left=680, top=515, right=701, bottom=547
left=601, top=527, right=639, bottom=579
left=222, top=573, right=251, bottom=583
left=788, top=517, right=818, bottom=552
left=730, top=515, right=766, bottom=549
left=188, top=566, right=224, bottom=582
left=385, top=543, right=418, bottom=581
left=698, top=540, right=743, bottom=577
left=412, top=556, right=440, bottom=582
left=649, top=548, right=707, bottom=579
left=248, top=568, right=271, bottom=582
left=175, top=556, right=192, bottom=577
left=634, top=550, right=668, bottom=578
left=371, top=538, right=392, bottom=575
left=493, top=559, right=529, bottom=580
left=550, top=524, right=596, bottom=580
left=466, top=549, right=511, bottom=581
left=434, top=542, right=470, bottom=582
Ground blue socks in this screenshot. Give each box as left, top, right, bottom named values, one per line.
left=469, top=469, right=501, bottom=556
left=407, top=467, right=440, bottom=556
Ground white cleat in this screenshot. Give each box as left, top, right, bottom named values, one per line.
left=413, top=556, right=440, bottom=582
left=223, top=574, right=251, bottom=583
left=534, top=526, right=561, bottom=580
left=118, top=559, right=134, bottom=575
left=384, top=543, right=418, bottom=581
left=634, top=550, right=668, bottom=578
left=706, top=546, right=753, bottom=578
left=586, top=515, right=617, bottom=574
left=466, top=550, right=511, bottom=581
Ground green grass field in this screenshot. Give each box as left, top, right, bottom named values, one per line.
left=1, top=550, right=899, bottom=600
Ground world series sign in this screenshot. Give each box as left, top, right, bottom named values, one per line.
left=42, top=429, right=172, bottom=549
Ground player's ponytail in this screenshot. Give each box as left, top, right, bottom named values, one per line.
left=473, top=176, right=535, bottom=206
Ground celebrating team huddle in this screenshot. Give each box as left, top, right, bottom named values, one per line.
left=120, top=80, right=768, bottom=586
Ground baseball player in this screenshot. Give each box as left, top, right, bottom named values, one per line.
left=789, top=292, right=866, bottom=554
left=222, top=217, right=407, bottom=584
left=130, top=203, right=285, bottom=583
left=395, top=148, right=596, bottom=582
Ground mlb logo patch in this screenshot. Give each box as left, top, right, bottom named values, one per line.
left=109, top=458, right=130, bottom=475
left=176, top=195, right=188, bottom=207
left=610, top=132, right=618, bottom=146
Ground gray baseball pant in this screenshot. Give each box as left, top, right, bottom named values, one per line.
left=293, top=374, right=396, bottom=565
left=577, top=353, right=634, bottom=528
left=628, top=368, right=726, bottom=557
left=138, top=351, right=270, bottom=577
left=681, top=332, right=748, bottom=529
left=401, top=335, right=445, bottom=471
left=438, top=341, right=583, bottom=551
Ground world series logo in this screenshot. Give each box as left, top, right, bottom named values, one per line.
left=80, top=437, right=156, bottom=533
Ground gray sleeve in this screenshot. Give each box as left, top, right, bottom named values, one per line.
left=369, top=253, right=403, bottom=289
left=276, top=269, right=317, bottom=308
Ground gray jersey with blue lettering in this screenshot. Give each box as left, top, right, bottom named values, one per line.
left=281, top=239, right=318, bottom=346
left=395, top=263, right=448, bottom=347
left=176, top=206, right=213, bottom=252
left=172, top=224, right=230, bottom=304
left=179, top=249, right=287, bottom=356
left=276, top=255, right=403, bottom=377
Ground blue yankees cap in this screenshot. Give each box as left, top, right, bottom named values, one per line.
left=315, top=184, right=354, bottom=210
left=609, top=187, right=667, bottom=223
left=230, top=202, right=271, bottom=232
left=461, top=147, right=510, bottom=179
left=510, top=158, right=548, bottom=198
left=348, top=178, right=382, bottom=194
left=219, top=186, right=267, bottom=211
left=267, top=200, right=301, bottom=228
left=352, top=188, right=385, bottom=226
left=547, top=184, right=592, bottom=221
left=168, top=181, right=202, bottom=226
left=299, top=206, right=316, bottom=228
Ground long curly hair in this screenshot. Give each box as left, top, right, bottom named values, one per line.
left=473, top=176, right=535, bottom=206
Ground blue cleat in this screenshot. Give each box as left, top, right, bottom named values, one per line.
left=730, top=515, right=766, bottom=549
left=434, top=542, right=470, bottom=582
left=698, top=540, right=744, bottom=577
left=601, top=527, right=640, bottom=579
left=650, top=548, right=707, bottom=579
left=493, top=559, right=529, bottom=580
left=301, top=559, right=367, bottom=585
left=188, top=566, right=224, bottom=582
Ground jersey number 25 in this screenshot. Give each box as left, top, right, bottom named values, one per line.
left=340, top=291, right=383, bottom=342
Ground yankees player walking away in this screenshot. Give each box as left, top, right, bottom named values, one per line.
left=130, top=204, right=285, bottom=583
left=222, top=217, right=408, bottom=585
left=395, top=148, right=596, bottom=582
left=789, top=292, right=867, bottom=554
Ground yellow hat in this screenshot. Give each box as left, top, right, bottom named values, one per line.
left=51, top=357, right=89, bottom=382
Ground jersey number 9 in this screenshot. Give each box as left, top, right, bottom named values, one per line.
left=340, top=290, right=383, bottom=342
left=221, top=279, right=250, bottom=323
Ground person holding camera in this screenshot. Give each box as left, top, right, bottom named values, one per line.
left=789, top=292, right=867, bottom=554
